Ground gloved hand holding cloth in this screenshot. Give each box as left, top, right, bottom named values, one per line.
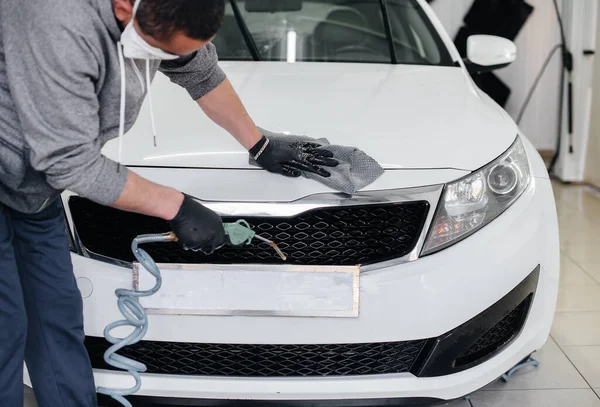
left=249, top=128, right=384, bottom=195
left=249, top=133, right=339, bottom=178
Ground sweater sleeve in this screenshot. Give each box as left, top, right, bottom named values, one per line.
left=0, top=1, right=128, bottom=206
left=159, top=42, right=227, bottom=100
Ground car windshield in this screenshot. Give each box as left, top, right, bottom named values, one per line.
left=212, top=0, right=454, bottom=66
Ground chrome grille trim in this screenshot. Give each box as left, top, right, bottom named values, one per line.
left=64, top=184, right=443, bottom=271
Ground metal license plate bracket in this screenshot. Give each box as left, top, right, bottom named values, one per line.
left=133, top=263, right=360, bottom=318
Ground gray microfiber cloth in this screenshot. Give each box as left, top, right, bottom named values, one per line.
left=250, top=128, right=384, bottom=195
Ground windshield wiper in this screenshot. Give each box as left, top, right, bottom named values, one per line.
left=379, top=0, right=398, bottom=64
left=229, top=0, right=261, bottom=61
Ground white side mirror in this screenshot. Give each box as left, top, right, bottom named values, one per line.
left=466, top=35, right=517, bottom=73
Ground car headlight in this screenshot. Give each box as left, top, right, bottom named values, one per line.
left=422, top=136, right=531, bottom=255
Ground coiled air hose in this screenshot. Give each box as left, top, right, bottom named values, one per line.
left=97, top=222, right=286, bottom=407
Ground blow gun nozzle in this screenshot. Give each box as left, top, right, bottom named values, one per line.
left=254, top=234, right=288, bottom=261
left=269, top=241, right=288, bottom=261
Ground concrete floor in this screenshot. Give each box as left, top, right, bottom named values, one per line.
left=24, top=181, right=600, bottom=407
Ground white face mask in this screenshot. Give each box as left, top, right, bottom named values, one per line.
left=120, top=22, right=180, bottom=60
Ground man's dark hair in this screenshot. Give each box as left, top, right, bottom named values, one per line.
left=136, top=0, right=226, bottom=41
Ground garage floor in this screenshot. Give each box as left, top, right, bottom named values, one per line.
left=23, top=181, right=600, bottom=407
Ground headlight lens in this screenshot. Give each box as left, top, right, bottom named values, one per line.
left=422, top=136, right=531, bottom=255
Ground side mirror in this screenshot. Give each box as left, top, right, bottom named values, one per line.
left=465, top=35, right=517, bottom=74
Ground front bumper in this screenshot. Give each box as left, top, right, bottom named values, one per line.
left=52, top=175, right=559, bottom=403
left=86, top=266, right=538, bottom=378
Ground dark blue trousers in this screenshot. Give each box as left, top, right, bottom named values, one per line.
left=0, top=199, right=97, bottom=407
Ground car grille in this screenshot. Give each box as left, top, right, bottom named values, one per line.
left=85, top=337, right=428, bottom=377
left=455, top=295, right=533, bottom=367
left=69, top=197, right=429, bottom=266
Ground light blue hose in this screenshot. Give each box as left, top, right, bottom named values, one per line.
left=96, top=232, right=174, bottom=407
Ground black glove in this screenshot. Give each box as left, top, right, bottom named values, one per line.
left=169, top=195, right=226, bottom=254
left=249, top=135, right=339, bottom=178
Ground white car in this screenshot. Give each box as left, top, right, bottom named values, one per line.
left=51, top=0, right=560, bottom=405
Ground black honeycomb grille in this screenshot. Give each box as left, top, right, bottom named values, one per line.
left=85, top=337, right=428, bottom=377
left=69, top=197, right=429, bottom=266
left=455, top=295, right=533, bottom=367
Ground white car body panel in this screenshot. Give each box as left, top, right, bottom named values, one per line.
left=104, top=62, right=518, bottom=172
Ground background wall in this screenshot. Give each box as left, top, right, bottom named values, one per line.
left=585, top=4, right=600, bottom=188
left=429, top=0, right=563, bottom=150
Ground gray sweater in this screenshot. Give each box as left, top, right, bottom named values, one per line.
left=0, top=0, right=226, bottom=213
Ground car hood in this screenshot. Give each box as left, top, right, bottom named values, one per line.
left=103, top=62, right=518, bottom=171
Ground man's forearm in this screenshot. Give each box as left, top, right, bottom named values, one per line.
left=111, top=170, right=184, bottom=220
left=197, top=78, right=262, bottom=150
